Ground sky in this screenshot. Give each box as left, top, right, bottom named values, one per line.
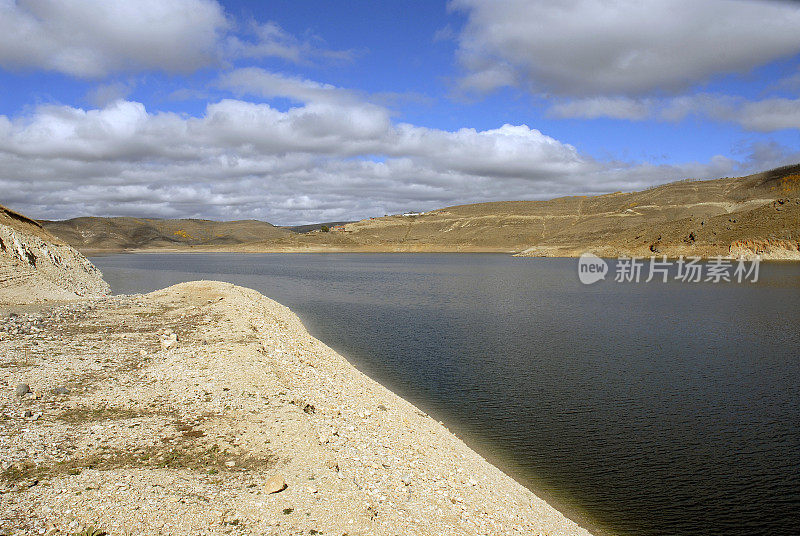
left=1, top=0, right=800, bottom=224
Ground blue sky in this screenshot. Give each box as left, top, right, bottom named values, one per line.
left=1, top=0, right=799, bottom=224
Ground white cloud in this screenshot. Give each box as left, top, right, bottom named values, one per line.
left=0, top=96, right=598, bottom=222
left=0, top=97, right=584, bottom=173
left=664, top=95, right=800, bottom=132
left=217, top=67, right=434, bottom=111
left=734, top=98, right=800, bottom=132
left=86, top=81, right=134, bottom=108
left=225, top=20, right=353, bottom=64
left=0, top=0, right=228, bottom=77
left=216, top=68, right=360, bottom=105
left=548, top=97, right=652, bottom=120
left=546, top=93, right=800, bottom=131
left=0, top=75, right=791, bottom=224
left=0, top=1, right=349, bottom=78
left=450, top=0, right=800, bottom=96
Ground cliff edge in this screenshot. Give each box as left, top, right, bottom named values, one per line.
left=0, top=204, right=109, bottom=304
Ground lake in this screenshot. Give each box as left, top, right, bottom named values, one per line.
left=91, top=253, right=800, bottom=536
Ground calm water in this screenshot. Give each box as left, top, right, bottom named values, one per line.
left=92, top=253, right=800, bottom=536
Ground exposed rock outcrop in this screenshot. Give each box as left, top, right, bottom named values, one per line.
left=0, top=204, right=109, bottom=304
left=729, top=239, right=800, bottom=260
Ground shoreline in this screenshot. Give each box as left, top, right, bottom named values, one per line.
left=1, top=281, right=596, bottom=536
left=80, top=245, right=800, bottom=261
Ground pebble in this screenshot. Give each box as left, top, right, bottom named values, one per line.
left=15, top=383, right=31, bottom=397
left=264, top=474, right=287, bottom=494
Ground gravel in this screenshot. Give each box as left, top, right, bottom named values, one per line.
left=0, top=281, right=594, bottom=536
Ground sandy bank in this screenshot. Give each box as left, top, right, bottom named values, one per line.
left=1, top=281, right=594, bottom=536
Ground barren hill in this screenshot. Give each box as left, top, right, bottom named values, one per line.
left=232, top=164, right=800, bottom=259
left=0, top=204, right=109, bottom=304
left=40, top=164, right=800, bottom=259
left=41, top=217, right=292, bottom=252
left=283, top=221, right=355, bottom=233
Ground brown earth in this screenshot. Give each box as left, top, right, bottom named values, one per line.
left=41, top=217, right=292, bottom=253
left=39, top=164, right=800, bottom=259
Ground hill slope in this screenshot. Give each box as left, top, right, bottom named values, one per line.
left=232, top=164, right=799, bottom=259
left=41, top=164, right=800, bottom=259
left=42, top=217, right=292, bottom=252
left=0, top=204, right=109, bottom=304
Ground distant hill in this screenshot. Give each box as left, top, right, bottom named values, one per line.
left=283, top=221, right=356, bottom=233
left=41, top=217, right=292, bottom=252
left=230, top=164, right=800, bottom=259
left=40, top=164, right=800, bottom=259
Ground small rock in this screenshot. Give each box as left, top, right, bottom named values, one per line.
left=264, top=474, right=287, bottom=494
left=23, top=410, right=33, bottom=418
left=53, top=387, right=70, bottom=395
left=15, top=383, right=31, bottom=397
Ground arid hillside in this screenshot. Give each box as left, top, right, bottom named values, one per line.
left=41, top=217, right=292, bottom=252
left=41, top=164, right=800, bottom=259
left=0, top=204, right=109, bottom=304
left=232, top=164, right=800, bottom=259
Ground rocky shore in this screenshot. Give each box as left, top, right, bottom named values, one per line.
left=1, top=281, right=594, bottom=536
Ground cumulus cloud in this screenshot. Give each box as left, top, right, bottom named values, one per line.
left=0, top=64, right=790, bottom=223
left=0, top=95, right=601, bottom=222
left=450, top=0, right=800, bottom=96
left=5, top=75, right=792, bottom=225
left=0, top=0, right=793, bottom=222
left=1, top=93, right=783, bottom=224
left=0, top=0, right=228, bottom=77
left=0, top=1, right=349, bottom=78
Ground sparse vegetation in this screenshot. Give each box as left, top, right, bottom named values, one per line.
left=73, top=526, right=107, bottom=536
